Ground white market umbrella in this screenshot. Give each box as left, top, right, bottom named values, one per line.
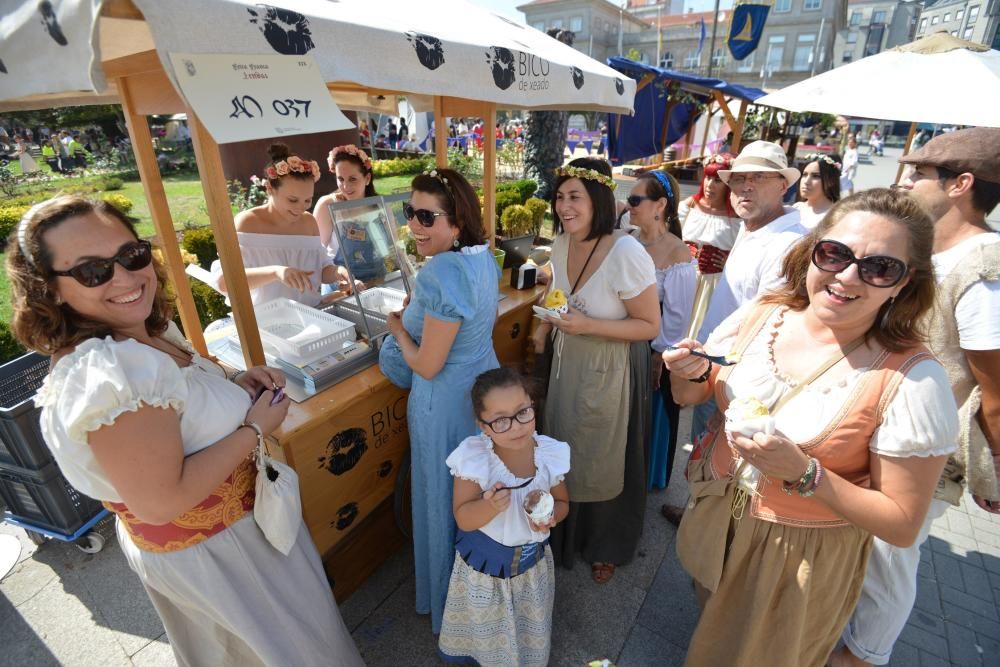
left=756, top=33, right=1000, bottom=128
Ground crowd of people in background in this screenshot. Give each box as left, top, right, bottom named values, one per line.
left=5, top=121, right=998, bottom=667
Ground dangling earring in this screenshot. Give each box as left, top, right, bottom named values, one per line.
left=452, top=237, right=460, bottom=248
left=879, top=296, right=896, bottom=329
left=654, top=215, right=660, bottom=221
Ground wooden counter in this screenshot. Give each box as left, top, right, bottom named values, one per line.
left=272, top=270, right=544, bottom=598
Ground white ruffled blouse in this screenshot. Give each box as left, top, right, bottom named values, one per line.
left=679, top=201, right=741, bottom=250
left=717, top=308, right=959, bottom=458
left=36, top=323, right=252, bottom=502
left=652, top=260, right=697, bottom=352
left=446, top=434, right=571, bottom=546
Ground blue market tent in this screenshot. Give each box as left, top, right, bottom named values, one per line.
left=606, top=57, right=766, bottom=166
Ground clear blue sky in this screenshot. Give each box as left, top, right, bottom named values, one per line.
left=471, top=0, right=733, bottom=23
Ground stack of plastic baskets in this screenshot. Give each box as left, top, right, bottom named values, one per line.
left=0, top=352, right=108, bottom=552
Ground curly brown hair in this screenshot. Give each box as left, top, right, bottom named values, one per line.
left=5, top=196, right=176, bottom=355
left=759, top=188, right=935, bottom=352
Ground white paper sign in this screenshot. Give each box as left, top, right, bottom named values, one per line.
left=167, top=52, right=353, bottom=144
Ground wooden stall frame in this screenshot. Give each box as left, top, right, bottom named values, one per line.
left=896, top=121, right=919, bottom=183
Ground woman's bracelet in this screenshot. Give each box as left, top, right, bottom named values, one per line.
left=229, top=369, right=245, bottom=383
left=689, top=360, right=713, bottom=384
left=782, top=457, right=822, bottom=497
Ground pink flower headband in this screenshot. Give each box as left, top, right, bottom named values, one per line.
left=702, top=154, right=732, bottom=168
left=265, top=155, right=321, bottom=182
left=328, top=144, right=373, bottom=171
left=804, top=153, right=842, bottom=171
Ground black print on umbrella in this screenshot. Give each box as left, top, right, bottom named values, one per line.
left=485, top=47, right=516, bottom=90
left=377, top=460, right=393, bottom=479
left=38, top=1, right=68, bottom=46
left=317, top=427, right=368, bottom=476
left=571, top=67, right=584, bottom=90
left=247, top=5, right=315, bottom=55
left=405, top=32, right=445, bottom=70
left=0, top=59, right=7, bottom=74
left=333, top=502, right=359, bottom=530
left=615, top=78, right=625, bottom=95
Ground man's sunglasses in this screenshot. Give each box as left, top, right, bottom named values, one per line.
left=811, top=239, right=908, bottom=288
left=403, top=203, right=448, bottom=227
left=625, top=195, right=655, bottom=207
left=50, top=240, right=154, bottom=287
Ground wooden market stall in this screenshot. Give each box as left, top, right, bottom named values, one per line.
left=1, top=0, right=636, bottom=598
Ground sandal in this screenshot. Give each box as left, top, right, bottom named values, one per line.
left=591, top=561, right=615, bottom=584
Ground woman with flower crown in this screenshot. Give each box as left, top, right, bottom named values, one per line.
left=679, top=153, right=741, bottom=339
left=794, top=153, right=842, bottom=229
left=213, top=143, right=341, bottom=307
left=531, top=157, right=659, bottom=584
left=313, top=143, right=388, bottom=287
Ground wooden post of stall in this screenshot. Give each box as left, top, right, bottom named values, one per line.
left=699, top=100, right=716, bottom=159
left=657, top=97, right=678, bottom=165
left=434, top=96, right=448, bottom=169
left=482, top=103, right=498, bottom=246
left=186, top=111, right=265, bottom=367
left=117, top=78, right=207, bottom=356
left=681, top=120, right=696, bottom=161
left=895, top=121, right=918, bottom=183
left=732, top=99, right=749, bottom=154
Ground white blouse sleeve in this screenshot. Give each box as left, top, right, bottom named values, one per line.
left=612, top=236, right=657, bottom=300
left=870, top=359, right=959, bottom=458
left=534, top=435, right=571, bottom=486
left=38, top=337, right=188, bottom=445
left=445, top=436, right=491, bottom=489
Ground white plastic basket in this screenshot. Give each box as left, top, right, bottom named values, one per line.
left=358, top=287, right=406, bottom=316
left=249, top=298, right=357, bottom=365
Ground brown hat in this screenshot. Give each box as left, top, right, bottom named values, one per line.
left=899, top=127, right=1000, bottom=185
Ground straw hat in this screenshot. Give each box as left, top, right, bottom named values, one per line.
left=718, top=140, right=801, bottom=186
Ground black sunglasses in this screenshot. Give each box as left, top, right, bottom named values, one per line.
left=626, top=195, right=655, bottom=207
left=482, top=406, right=535, bottom=434
left=811, top=239, right=908, bottom=288
left=50, top=240, right=154, bottom=287
left=403, top=203, right=448, bottom=227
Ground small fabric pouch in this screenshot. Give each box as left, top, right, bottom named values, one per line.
left=253, top=433, right=302, bottom=555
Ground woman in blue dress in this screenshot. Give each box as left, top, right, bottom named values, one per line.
left=379, top=168, right=500, bottom=633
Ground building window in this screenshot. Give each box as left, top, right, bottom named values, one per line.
left=737, top=52, right=755, bottom=72
left=532, top=22, right=545, bottom=31
left=570, top=16, right=583, bottom=32
left=766, top=35, right=785, bottom=71
left=804, top=0, right=822, bottom=11
left=683, top=52, right=701, bottom=69
left=774, top=0, right=792, bottom=13
left=944, top=13, right=951, bottom=22
left=956, top=9, right=964, bottom=20
left=661, top=52, right=674, bottom=69
left=793, top=33, right=815, bottom=71
left=968, top=6, right=979, bottom=23
left=843, top=51, right=853, bottom=63
left=850, top=10, right=862, bottom=25
left=712, top=47, right=727, bottom=69
left=846, top=31, right=858, bottom=44
left=872, top=10, right=886, bottom=24
left=931, top=16, right=939, bottom=25
left=963, top=26, right=974, bottom=39
left=551, top=19, right=563, bottom=29
left=919, top=17, right=928, bottom=32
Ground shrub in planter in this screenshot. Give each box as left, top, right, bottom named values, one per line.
left=188, top=279, right=230, bottom=329
left=181, top=227, right=218, bottom=269
left=0, top=321, right=27, bottom=365
left=500, top=204, right=533, bottom=238
left=0, top=205, right=31, bottom=241
left=494, top=190, right=521, bottom=220
left=497, top=179, right=538, bottom=204
left=524, top=198, right=549, bottom=237
left=100, top=193, right=134, bottom=214
left=97, top=176, right=124, bottom=191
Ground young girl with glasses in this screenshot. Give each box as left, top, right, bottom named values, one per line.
left=378, top=167, right=501, bottom=635
left=438, top=367, right=569, bottom=667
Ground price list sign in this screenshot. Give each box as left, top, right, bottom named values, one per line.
left=168, top=52, right=353, bottom=144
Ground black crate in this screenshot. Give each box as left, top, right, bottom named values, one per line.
left=0, top=462, right=103, bottom=536
left=0, top=352, right=53, bottom=471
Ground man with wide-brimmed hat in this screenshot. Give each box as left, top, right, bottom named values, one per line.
left=834, top=127, right=1000, bottom=667
left=661, top=140, right=807, bottom=525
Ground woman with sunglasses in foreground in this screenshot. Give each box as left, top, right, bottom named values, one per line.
left=625, top=172, right=695, bottom=492
left=663, top=189, right=958, bottom=667
left=378, top=168, right=500, bottom=634
left=6, top=197, right=364, bottom=666
left=532, top=157, right=660, bottom=584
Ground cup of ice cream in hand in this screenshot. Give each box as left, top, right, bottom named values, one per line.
left=544, top=289, right=569, bottom=315
left=523, top=489, right=554, bottom=527
left=724, top=397, right=775, bottom=492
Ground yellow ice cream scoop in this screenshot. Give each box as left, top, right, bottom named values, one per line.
left=544, top=289, right=568, bottom=312
left=728, top=397, right=769, bottom=419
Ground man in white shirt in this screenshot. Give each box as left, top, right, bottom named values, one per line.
left=662, top=141, right=806, bottom=524
left=833, top=127, right=1000, bottom=667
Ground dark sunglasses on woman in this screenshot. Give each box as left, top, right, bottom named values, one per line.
left=811, top=239, right=908, bottom=288
left=625, top=195, right=654, bottom=207
left=50, top=240, right=154, bottom=287
left=403, top=203, right=448, bottom=227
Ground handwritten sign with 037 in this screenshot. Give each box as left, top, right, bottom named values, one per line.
left=168, top=52, right=353, bottom=144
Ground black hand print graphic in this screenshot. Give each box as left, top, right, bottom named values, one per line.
left=615, top=78, right=625, bottom=95
left=247, top=5, right=315, bottom=55
left=334, top=502, right=359, bottom=530
left=39, top=1, right=68, bottom=46
left=485, top=47, right=516, bottom=90
left=406, top=32, right=445, bottom=70
left=317, top=427, right=369, bottom=476
left=377, top=460, right=394, bottom=479
left=571, top=66, right=585, bottom=90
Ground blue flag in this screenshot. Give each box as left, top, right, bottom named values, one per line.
left=696, top=17, right=706, bottom=59
left=728, top=4, right=770, bottom=61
